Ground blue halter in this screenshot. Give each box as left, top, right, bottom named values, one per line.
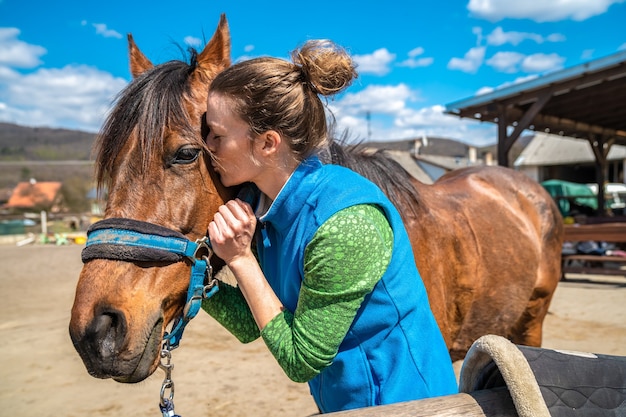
left=82, top=218, right=219, bottom=349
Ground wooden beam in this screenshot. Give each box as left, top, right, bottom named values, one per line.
left=325, top=388, right=517, bottom=417
left=495, top=92, right=554, bottom=168
left=497, top=110, right=510, bottom=166
left=499, top=107, right=624, bottom=138
left=507, top=89, right=554, bottom=141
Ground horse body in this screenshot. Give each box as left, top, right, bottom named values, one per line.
left=69, top=14, right=563, bottom=383
left=406, top=166, right=562, bottom=360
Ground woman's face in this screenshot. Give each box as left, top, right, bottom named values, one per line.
left=205, top=93, right=261, bottom=187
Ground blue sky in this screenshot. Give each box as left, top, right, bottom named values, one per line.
left=0, top=0, right=624, bottom=146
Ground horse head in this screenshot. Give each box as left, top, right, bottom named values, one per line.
left=69, top=14, right=234, bottom=383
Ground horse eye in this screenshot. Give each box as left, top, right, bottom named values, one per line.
left=172, top=147, right=201, bottom=165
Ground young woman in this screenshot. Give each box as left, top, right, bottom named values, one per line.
left=201, top=39, right=457, bottom=413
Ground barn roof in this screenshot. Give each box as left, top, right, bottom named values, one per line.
left=445, top=50, right=626, bottom=214
left=445, top=49, right=626, bottom=147
left=4, top=181, right=62, bottom=209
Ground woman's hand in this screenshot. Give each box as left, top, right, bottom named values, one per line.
left=208, top=198, right=256, bottom=264
left=208, top=198, right=284, bottom=330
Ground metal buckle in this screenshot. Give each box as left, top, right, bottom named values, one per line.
left=193, top=236, right=212, bottom=261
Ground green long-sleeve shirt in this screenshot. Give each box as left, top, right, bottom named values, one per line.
left=201, top=204, right=393, bottom=382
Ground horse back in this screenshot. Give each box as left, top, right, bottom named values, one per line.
left=404, top=165, right=563, bottom=359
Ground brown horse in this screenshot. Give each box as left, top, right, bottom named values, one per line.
left=69, top=14, right=563, bottom=386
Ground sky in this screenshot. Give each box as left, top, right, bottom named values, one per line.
left=0, top=0, right=625, bottom=147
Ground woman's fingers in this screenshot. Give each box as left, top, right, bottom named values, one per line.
left=207, top=199, right=257, bottom=262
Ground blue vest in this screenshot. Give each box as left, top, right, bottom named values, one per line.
left=257, top=156, right=457, bottom=412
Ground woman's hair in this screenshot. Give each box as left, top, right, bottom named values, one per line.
left=209, top=39, right=358, bottom=159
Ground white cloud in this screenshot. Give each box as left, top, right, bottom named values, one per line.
left=546, top=33, right=567, bottom=42
left=486, top=27, right=564, bottom=46
left=0, top=28, right=47, bottom=68
left=244, top=45, right=255, bottom=53
left=398, top=57, right=434, bottom=68
left=0, top=29, right=125, bottom=130
left=353, top=48, right=396, bottom=76
left=468, top=0, right=625, bottom=22
left=327, top=83, right=415, bottom=140
left=330, top=84, right=417, bottom=117
left=386, top=105, right=496, bottom=145
left=486, top=51, right=565, bottom=73
left=619, top=43, right=626, bottom=50
left=521, top=53, right=565, bottom=72
left=93, top=23, right=123, bottom=39
left=476, top=86, right=495, bottom=96
left=398, top=47, right=434, bottom=68
left=486, top=51, right=525, bottom=72
left=487, top=27, right=539, bottom=46
left=82, top=21, right=123, bottom=39
left=447, top=46, right=486, bottom=73
left=0, top=64, right=127, bottom=131
left=581, top=49, right=595, bottom=60
left=327, top=85, right=496, bottom=145
left=408, top=47, right=425, bottom=58
left=395, top=105, right=457, bottom=128
left=184, top=36, right=202, bottom=47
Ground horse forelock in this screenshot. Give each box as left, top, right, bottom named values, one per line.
left=95, top=56, right=203, bottom=193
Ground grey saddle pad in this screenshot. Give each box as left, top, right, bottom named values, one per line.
left=460, top=335, right=626, bottom=417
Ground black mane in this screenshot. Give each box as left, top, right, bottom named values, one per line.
left=320, top=141, right=421, bottom=220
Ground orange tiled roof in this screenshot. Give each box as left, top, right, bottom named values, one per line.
left=4, top=181, right=62, bottom=209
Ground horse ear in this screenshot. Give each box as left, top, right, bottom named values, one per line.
left=196, top=14, right=231, bottom=75
left=127, top=33, right=154, bottom=78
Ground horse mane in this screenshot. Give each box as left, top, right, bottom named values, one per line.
left=319, top=140, right=421, bottom=220
left=95, top=50, right=204, bottom=192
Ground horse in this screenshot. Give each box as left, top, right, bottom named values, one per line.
left=69, top=14, right=564, bottom=386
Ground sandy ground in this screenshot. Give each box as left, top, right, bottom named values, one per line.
left=0, top=244, right=625, bottom=417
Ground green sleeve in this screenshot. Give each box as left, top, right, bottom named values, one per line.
left=261, top=204, right=393, bottom=383
left=201, top=280, right=260, bottom=343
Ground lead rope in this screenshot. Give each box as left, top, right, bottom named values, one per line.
left=157, top=238, right=219, bottom=417
left=159, top=341, right=179, bottom=417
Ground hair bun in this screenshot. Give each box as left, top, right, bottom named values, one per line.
left=292, top=40, right=358, bottom=97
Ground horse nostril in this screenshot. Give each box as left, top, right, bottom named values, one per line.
left=87, top=310, right=127, bottom=359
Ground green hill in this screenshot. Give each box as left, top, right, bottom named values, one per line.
left=0, top=122, right=96, bottom=161
left=0, top=123, right=97, bottom=190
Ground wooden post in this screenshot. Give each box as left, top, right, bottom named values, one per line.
left=324, top=388, right=518, bottom=417
left=41, top=210, right=47, bottom=235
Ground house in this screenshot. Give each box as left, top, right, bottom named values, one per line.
left=3, top=179, right=65, bottom=213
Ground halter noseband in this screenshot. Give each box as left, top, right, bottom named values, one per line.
left=81, top=217, right=219, bottom=349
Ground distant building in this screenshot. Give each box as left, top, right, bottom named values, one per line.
left=3, top=179, right=65, bottom=213
left=363, top=136, right=497, bottom=183
left=514, top=133, right=626, bottom=184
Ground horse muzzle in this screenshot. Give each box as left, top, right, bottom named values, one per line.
left=69, top=218, right=218, bottom=383
left=69, top=302, right=164, bottom=383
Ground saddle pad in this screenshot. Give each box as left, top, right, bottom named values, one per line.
left=460, top=335, right=626, bottom=417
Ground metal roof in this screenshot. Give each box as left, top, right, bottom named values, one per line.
left=514, top=132, right=626, bottom=167
left=445, top=49, right=626, bottom=147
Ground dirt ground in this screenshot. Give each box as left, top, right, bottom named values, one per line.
left=1, top=244, right=624, bottom=417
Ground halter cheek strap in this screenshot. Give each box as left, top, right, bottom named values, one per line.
left=82, top=217, right=219, bottom=349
